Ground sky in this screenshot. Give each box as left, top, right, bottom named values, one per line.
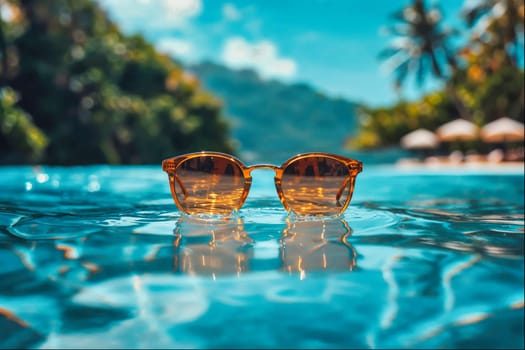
left=95, top=0, right=470, bottom=107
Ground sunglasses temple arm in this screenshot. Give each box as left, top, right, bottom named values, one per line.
left=172, top=174, right=189, bottom=198
left=335, top=177, right=351, bottom=205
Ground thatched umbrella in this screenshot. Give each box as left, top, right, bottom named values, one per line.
left=480, top=117, right=525, bottom=143
left=436, top=118, right=479, bottom=142
left=401, top=128, right=439, bottom=149
left=401, top=128, right=439, bottom=160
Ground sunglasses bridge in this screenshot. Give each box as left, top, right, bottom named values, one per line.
left=244, top=164, right=282, bottom=176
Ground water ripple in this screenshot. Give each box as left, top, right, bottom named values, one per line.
left=0, top=166, right=523, bottom=349
left=7, top=215, right=103, bottom=240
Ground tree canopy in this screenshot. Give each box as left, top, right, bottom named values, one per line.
left=0, top=0, right=235, bottom=165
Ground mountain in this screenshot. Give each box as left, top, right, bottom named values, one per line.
left=189, top=61, right=360, bottom=164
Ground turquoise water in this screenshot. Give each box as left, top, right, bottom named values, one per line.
left=0, top=164, right=524, bottom=349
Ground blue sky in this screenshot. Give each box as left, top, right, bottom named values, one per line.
left=96, top=0, right=469, bottom=107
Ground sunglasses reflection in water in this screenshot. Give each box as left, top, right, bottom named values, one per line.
left=172, top=217, right=357, bottom=277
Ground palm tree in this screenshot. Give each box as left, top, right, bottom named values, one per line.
left=380, top=0, right=458, bottom=86
left=379, top=0, right=470, bottom=119
left=462, top=0, right=524, bottom=69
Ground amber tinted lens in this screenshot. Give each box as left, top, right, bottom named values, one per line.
left=281, top=156, right=350, bottom=216
left=174, top=156, right=246, bottom=215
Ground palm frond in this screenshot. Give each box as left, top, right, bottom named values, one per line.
left=394, top=60, right=410, bottom=87
left=461, top=0, right=493, bottom=27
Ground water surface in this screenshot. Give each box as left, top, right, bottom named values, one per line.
left=0, top=164, right=523, bottom=349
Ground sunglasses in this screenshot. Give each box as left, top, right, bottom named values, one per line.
left=162, top=152, right=363, bottom=217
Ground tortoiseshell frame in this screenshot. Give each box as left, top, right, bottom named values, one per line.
left=162, top=151, right=363, bottom=216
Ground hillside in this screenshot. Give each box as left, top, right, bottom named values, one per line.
left=190, top=62, right=360, bottom=164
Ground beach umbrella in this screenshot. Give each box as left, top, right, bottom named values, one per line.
left=436, top=118, right=479, bottom=142
left=480, top=117, right=525, bottom=143
left=400, top=128, right=439, bottom=149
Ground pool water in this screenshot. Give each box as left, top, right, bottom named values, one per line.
left=0, top=164, right=523, bottom=349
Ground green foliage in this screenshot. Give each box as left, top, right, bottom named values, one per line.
left=0, top=88, right=48, bottom=162
left=456, top=65, right=524, bottom=124
left=0, top=0, right=234, bottom=164
left=350, top=91, right=454, bottom=148
left=352, top=64, right=524, bottom=150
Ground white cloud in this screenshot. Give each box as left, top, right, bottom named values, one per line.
left=162, top=0, right=202, bottom=26
left=222, top=3, right=241, bottom=21
left=156, top=38, right=195, bottom=61
left=97, top=0, right=203, bottom=30
left=221, top=37, right=297, bottom=80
